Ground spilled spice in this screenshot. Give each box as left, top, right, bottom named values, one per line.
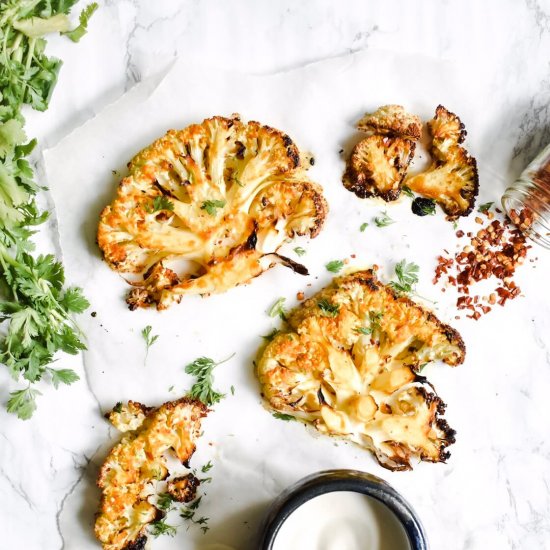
left=434, top=208, right=531, bottom=319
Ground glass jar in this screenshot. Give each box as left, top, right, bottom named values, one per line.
left=502, top=143, right=550, bottom=249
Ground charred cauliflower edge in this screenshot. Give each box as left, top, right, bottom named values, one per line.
left=406, top=104, right=479, bottom=218
left=256, top=269, right=465, bottom=471
left=97, top=115, right=328, bottom=310
left=95, top=398, right=208, bottom=550
left=343, top=105, right=421, bottom=201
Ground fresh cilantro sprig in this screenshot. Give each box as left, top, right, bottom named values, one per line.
left=374, top=212, right=394, bottom=227
left=145, top=195, right=174, bottom=213
left=317, top=298, right=339, bottom=317
left=200, top=199, right=226, bottom=215
left=325, top=259, right=344, bottom=273
left=478, top=201, right=493, bottom=213
left=268, top=297, right=287, bottom=320
left=185, top=354, right=234, bottom=405
left=389, top=260, right=420, bottom=295
left=141, top=325, right=159, bottom=365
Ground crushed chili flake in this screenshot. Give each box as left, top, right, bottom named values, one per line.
left=434, top=213, right=531, bottom=319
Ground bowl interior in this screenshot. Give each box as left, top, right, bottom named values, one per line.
left=258, top=469, right=428, bottom=550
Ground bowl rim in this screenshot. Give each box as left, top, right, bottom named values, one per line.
left=258, top=469, right=429, bottom=550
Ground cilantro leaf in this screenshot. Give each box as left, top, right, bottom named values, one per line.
left=401, top=185, right=415, bottom=198
left=389, top=260, right=420, bottom=295
left=360, top=222, right=369, bottom=232
left=63, top=2, right=98, bottom=42
left=325, top=260, right=344, bottom=273
left=200, top=199, right=226, bottom=215
left=48, top=368, right=79, bottom=389
left=141, top=325, right=159, bottom=365
left=317, top=298, right=339, bottom=317
left=145, top=195, right=174, bottom=213
left=6, top=387, right=41, bottom=420
left=267, top=297, right=287, bottom=320
left=478, top=201, right=494, bottom=213
left=272, top=412, right=295, bottom=421
left=294, top=246, right=306, bottom=257
left=374, top=212, right=394, bottom=227
left=185, top=354, right=234, bottom=405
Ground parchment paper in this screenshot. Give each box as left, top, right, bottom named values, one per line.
left=44, top=50, right=539, bottom=550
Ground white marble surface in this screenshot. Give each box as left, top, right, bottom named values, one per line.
left=2, top=1, right=550, bottom=549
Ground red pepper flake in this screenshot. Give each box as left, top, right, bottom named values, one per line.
left=433, top=211, right=532, bottom=320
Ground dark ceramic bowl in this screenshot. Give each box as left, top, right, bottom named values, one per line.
left=258, top=469, right=428, bottom=550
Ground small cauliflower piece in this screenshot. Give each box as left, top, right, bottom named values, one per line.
left=406, top=105, right=479, bottom=218
left=95, top=398, right=207, bottom=550
left=256, top=269, right=465, bottom=471
left=166, top=474, right=200, bottom=503
left=98, top=116, right=328, bottom=310
left=356, top=105, right=423, bottom=140
left=428, top=104, right=466, bottom=160
left=406, top=148, right=478, bottom=218
left=343, top=135, right=416, bottom=201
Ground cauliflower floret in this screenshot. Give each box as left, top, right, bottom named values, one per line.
left=256, top=269, right=464, bottom=471
left=105, top=401, right=153, bottom=432
left=166, top=474, right=200, bottom=503
left=406, top=143, right=479, bottom=218
left=356, top=104, right=422, bottom=140
left=406, top=105, right=478, bottom=218
left=343, top=135, right=416, bottom=201
left=97, top=116, right=328, bottom=310
left=428, top=104, right=466, bottom=160
left=95, top=398, right=207, bottom=550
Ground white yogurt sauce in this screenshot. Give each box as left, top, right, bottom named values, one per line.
left=272, top=491, right=411, bottom=550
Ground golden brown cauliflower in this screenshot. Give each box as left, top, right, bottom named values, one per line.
left=95, top=398, right=207, bottom=550
left=406, top=105, right=479, bottom=218
left=356, top=104, right=422, bottom=140
left=343, top=135, right=416, bottom=201
left=256, top=269, right=465, bottom=471
left=343, top=105, right=421, bottom=201
left=97, top=115, right=328, bottom=310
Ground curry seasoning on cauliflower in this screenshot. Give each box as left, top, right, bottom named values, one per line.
left=256, top=269, right=465, bottom=471
left=98, top=115, right=328, bottom=310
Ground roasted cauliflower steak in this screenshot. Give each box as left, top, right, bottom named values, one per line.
left=406, top=105, right=479, bottom=218
left=343, top=105, right=421, bottom=201
left=256, top=269, right=465, bottom=471
left=97, top=115, right=328, bottom=310
left=95, top=398, right=207, bottom=550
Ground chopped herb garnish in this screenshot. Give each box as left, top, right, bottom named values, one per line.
left=230, top=385, right=235, bottom=395
left=149, top=517, right=177, bottom=538
left=411, top=197, right=436, bottom=216
left=261, top=328, right=279, bottom=342
left=354, top=326, right=372, bottom=336
left=360, top=222, right=369, bottom=232
left=268, top=298, right=287, bottom=320
left=168, top=385, right=174, bottom=392
left=113, top=401, right=123, bottom=413
left=294, top=246, right=306, bottom=257
left=157, top=493, right=176, bottom=512
left=141, top=325, right=159, bottom=365
left=478, top=201, right=494, bottom=213
left=325, top=260, right=344, bottom=273
left=200, top=199, right=226, bottom=215
left=374, top=212, right=395, bottom=227
left=272, top=412, right=296, bottom=421
left=201, top=461, right=213, bottom=473
left=317, top=299, right=340, bottom=317
left=368, top=311, right=384, bottom=333
left=146, top=195, right=174, bottom=213
left=401, top=185, right=415, bottom=198
left=389, top=260, right=420, bottom=295
left=185, top=354, right=234, bottom=405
